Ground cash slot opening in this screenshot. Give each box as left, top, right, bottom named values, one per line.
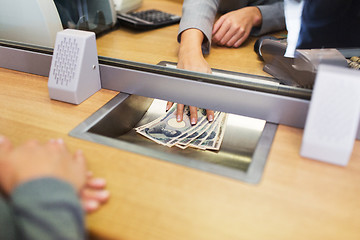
left=70, top=93, right=277, bottom=183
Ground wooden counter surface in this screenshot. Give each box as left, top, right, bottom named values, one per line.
left=1, top=67, right=359, bottom=240
left=1, top=0, right=360, bottom=239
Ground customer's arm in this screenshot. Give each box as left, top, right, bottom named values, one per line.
left=0, top=136, right=109, bottom=240
left=11, top=178, right=85, bottom=240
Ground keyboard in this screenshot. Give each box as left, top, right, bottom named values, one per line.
left=117, top=9, right=181, bottom=30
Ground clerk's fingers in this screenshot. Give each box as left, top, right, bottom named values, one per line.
left=218, top=27, right=239, bottom=46
left=206, top=110, right=215, bottom=122
left=212, top=23, right=231, bottom=44
left=232, top=30, right=250, bottom=48
left=224, top=28, right=246, bottom=47
left=0, top=136, right=13, bottom=156
left=176, top=104, right=185, bottom=122
left=212, top=16, right=226, bottom=35
left=166, top=102, right=173, bottom=112
left=189, top=106, right=198, bottom=125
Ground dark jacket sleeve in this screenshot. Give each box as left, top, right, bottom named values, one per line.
left=10, top=177, right=85, bottom=240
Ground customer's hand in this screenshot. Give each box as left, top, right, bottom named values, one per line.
left=81, top=172, right=110, bottom=213
left=212, top=6, right=262, bottom=47
left=0, top=136, right=109, bottom=213
left=0, top=137, right=87, bottom=194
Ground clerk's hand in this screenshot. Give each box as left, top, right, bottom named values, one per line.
left=166, top=102, right=214, bottom=125
left=212, top=6, right=262, bottom=47
left=168, top=29, right=215, bottom=124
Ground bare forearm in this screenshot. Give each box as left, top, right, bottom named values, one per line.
left=179, top=28, right=204, bottom=56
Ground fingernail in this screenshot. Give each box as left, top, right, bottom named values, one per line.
left=191, top=118, right=196, bottom=125
left=86, top=200, right=99, bottom=210
left=98, top=190, right=110, bottom=199
left=208, top=115, right=214, bottom=122
left=0, top=136, right=5, bottom=144
left=92, top=178, right=107, bottom=186
left=56, top=138, right=64, bottom=144
left=177, top=115, right=182, bottom=122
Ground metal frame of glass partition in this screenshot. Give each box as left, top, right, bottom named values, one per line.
left=0, top=40, right=311, bottom=128
left=1, top=40, right=359, bottom=140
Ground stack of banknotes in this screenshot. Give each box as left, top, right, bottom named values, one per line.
left=348, top=56, right=360, bottom=70
left=135, top=104, right=227, bottom=150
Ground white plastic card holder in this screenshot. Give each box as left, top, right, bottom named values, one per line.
left=300, top=64, right=360, bottom=166
left=48, top=29, right=101, bottom=105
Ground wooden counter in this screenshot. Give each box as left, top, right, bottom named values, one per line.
left=1, top=67, right=359, bottom=240
left=1, top=0, right=360, bottom=239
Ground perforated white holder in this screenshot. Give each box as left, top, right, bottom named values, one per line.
left=48, top=29, right=101, bottom=104
left=301, top=64, right=360, bottom=166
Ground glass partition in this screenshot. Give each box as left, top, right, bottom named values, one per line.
left=0, top=0, right=314, bottom=101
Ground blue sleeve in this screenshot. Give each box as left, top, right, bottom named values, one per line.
left=10, top=177, right=85, bottom=240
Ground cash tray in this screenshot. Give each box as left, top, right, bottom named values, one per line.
left=70, top=93, right=277, bottom=183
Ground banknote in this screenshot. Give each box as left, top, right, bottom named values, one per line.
left=137, top=105, right=207, bottom=146
left=187, top=112, right=223, bottom=150
left=136, top=104, right=227, bottom=151
left=175, top=111, right=221, bottom=149
left=199, top=113, right=227, bottom=150
left=167, top=109, right=214, bottom=147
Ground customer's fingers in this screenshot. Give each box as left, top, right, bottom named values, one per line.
left=81, top=188, right=110, bottom=203
left=0, top=136, right=13, bottom=156
left=81, top=199, right=100, bottom=213
left=86, top=177, right=107, bottom=189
